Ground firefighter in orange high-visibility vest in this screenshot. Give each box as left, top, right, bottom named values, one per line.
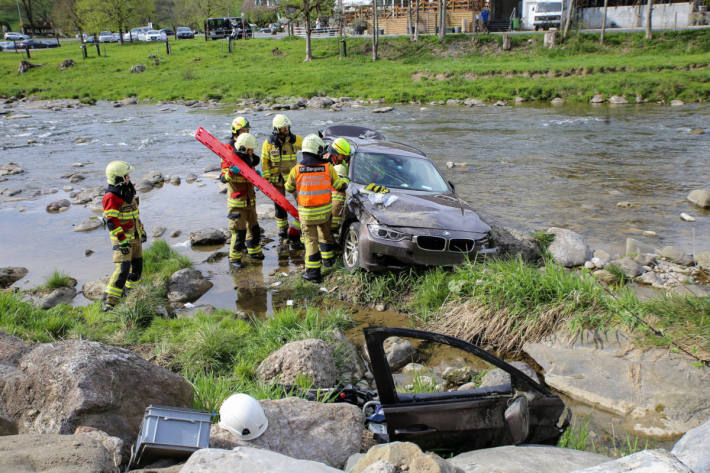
left=285, top=134, right=347, bottom=283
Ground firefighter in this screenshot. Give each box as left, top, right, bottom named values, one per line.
left=285, top=134, right=348, bottom=283
left=221, top=132, right=264, bottom=268
left=102, top=160, right=146, bottom=311
left=325, top=137, right=352, bottom=233
left=231, top=116, right=250, bottom=137
left=261, top=113, right=303, bottom=247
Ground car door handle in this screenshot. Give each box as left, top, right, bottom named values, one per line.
left=394, top=427, right=437, bottom=435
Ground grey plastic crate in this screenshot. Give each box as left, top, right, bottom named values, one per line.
left=129, top=405, right=212, bottom=468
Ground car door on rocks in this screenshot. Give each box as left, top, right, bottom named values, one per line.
left=364, top=327, right=569, bottom=453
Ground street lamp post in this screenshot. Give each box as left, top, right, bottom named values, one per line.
left=16, top=0, right=24, bottom=33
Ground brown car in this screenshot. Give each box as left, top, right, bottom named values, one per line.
left=322, top=125, right=497, bottom=272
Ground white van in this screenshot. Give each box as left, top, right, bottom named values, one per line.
left=522, top=0, right=564, bottom=30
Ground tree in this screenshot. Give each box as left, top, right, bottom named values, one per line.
left=600, top=0, right=608, bottom=44
left=280, top=0, right=333, bottom=62
left=644, top=0, right=653, bottom=39
left=52, top=0, right=84, bottom=37
left=438, top=0, right=446, bottom=42
left=371, top=0, right=378, bottom=60
left=78, top=0, right=155, bottom=43
left=562, top=0, right=573, bottom=40
left=413, top=0, right=419, bottom=41
left=18, top=0, right=54, bottom=31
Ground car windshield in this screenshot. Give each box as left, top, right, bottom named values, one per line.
left=352, top=152, right=449, bottom=192
left=177, top=27, right=190, bottom=31
left=100, top=31, right=111, bottom=35
left=537, top=2, right=562, bottom=12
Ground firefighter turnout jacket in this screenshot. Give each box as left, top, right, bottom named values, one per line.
left=102, top=182, right=144, bottom=246
left=220, top=143, right=260, bottom=210
left=261, top=132, right=303, bottom=184
left=285, top=152, right=347, bottom=223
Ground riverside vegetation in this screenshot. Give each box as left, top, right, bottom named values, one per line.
left=1, top=30, right=710, bottom=103
left=1, top=240, right=708, bottom=459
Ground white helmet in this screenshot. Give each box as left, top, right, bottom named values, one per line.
left=272, top=113, right=291, bottom=132
left=219, top=393, right=268, bottom=441
left=235, top=132, right=257, bottom=153
left=302, top=134, right=326, bottom=156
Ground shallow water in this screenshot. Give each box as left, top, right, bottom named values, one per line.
left=1, top=101, right=708, bottom=311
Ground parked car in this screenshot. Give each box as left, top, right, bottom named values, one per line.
left=123, top=27, right=150, bottom=42
left=364, top=327, right=570, bottom=451
left=160, top=28, right=174, bottom=36
left=40, top=39, right=60, bottom=48
left=0, top=41, right=16, bottom=50
left=144, top=30, right=166, bottom=41
left=4, top=32, right=28, bottom=41
left=99, top=31, right=118, bottom=43
left=320, top=125, right=496, bottom=272
left=82, top=33, right=97, bottom=43
left=175, top=26, right=194, bottom=39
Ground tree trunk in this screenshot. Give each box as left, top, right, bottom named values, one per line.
left=600, top=0, right=608, bottom=44
left=408, top=0, right=413, bottom=40
left=645, top=0, right=653, bottom=39
left=305, top=6, right=313, bottom=61
left=562, top=0, right=574, bottom=40
left=372, top=0, right=378, bottom=61
left=414, top=0, right=420, bottom=40
left=438, top=0, right=446, bottom=41
left=119, top=26, right=124, bottom=45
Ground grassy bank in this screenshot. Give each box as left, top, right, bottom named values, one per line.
left=2, top=30, right=709, bottom=103
left=0, top=240, right=355, bottom=412
left=327, top=257, right=710, bottom=359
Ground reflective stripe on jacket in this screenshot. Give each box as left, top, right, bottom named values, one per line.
left=221, top=143, right=258, bottom=209
left=103, top=192, right=142, bottom=245
left=261, top=134, right=303, bottom=183
left=286, top=153, right=347, bottom=223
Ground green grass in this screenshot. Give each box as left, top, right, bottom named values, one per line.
left=328, top=255, right=709, bottom=357
left=43, top=270, right=73, bottom=289
left=2, top=30, right=710, bottom=103
left=558, top=418, right=651, bottom=458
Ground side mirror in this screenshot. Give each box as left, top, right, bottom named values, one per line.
left=448, top=180, right=456, bottom=193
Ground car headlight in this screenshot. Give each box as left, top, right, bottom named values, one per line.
left=367, top=224, right=412, bottom=242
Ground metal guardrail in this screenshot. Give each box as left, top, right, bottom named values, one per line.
left=292, top=27, right=341, bottom=36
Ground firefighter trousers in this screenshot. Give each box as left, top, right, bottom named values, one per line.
left=104, top=238, right=143, bottom=307
left=228, top=206, right=262, bottom=262
left=302, top=215, right=335, bottom=271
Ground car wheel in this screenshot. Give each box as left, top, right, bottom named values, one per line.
left=343, top=221, right=361, bottom=273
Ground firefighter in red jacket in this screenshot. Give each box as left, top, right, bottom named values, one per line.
left=101, top=160, right=146, bottom=311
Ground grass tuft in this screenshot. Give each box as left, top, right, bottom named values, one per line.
left=44, top=270, right=73, bottom=290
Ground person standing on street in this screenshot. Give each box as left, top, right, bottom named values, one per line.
left=102, top=160, right=146, bottom=311
left=221, top=132, right=264, bottom=268
left=261, top=114, right=303, bottom=248
left=285, top=134, right=348, bottom=283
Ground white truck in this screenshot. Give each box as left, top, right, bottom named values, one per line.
left=521, top=0, right=564, bottom=30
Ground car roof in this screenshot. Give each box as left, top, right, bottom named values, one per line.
left=321, top=124, right=427, bottom=160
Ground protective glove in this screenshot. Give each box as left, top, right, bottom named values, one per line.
left=115, top=240, right=130, bottom=255
left=140, top=229, right=147, bottom=243
left=229, top=165, right=240, bottom=175
left=255, top=169, right=262, bottom=177
left=365, top=183, right=389, bottom=194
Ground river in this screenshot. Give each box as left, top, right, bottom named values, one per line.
left=1, top=101, right=708, bottom=311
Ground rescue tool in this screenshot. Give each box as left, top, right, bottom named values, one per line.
left=194, top=126, right=299, bottom=220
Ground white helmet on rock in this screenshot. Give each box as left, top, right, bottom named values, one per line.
left=218, top=393, right=268, bottom=441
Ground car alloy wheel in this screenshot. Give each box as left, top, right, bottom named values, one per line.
left=343, top=222, right=361, bottom=273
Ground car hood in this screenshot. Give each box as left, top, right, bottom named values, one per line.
left=353, top=187, right=490, bottom=234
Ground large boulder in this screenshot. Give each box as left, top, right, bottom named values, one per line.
left=350, top=442, right=464, bottom=473
left=570, top=449, right=692, bottom=473
left=0, top=331, right=30, bottom=365
left=449, top=445, right=610, bottom=473
left=39, top=286, right=77, bottom=309
left=330, top=330, right=367, bottom=382
left=687, top=189, right=710, bottom=208
left=660, top=246, right=693, bottom=266
left=189, top=228, right=228, bottom=246
left=256, top=339, right=337, bottom=388
left=546, top=227, right=591, bottom=267
left=626, top=238, right=659, bottom=258
left=0, top=432, right=121, bottom=473
left=72, top=186, right=104, bottom=204
left=524, top=330, right=710, bottom=440
left=0, top=413, right=18, bottom=435
left=210, top=397, right=363, bottom=468
left=671, top=417, right=710, bottom=473
left=307, top=96, right=335, bottom=109
left=166, top=268, right=213, bottom=303
left=383, top=336, right=415, bottom=371
left=46, top=199, right=71, bottom=213
left=181, top=447, right=343, bottom=473
left=607, top=257, right=642, bottom=279
left=143, top=170, right=165, bottom=185
left=488, top=226, right=542, bottom=263
left=479, top=361, right=539, bottom=388
left=0, top=267, right=28, bottom=288
left=0, top=339, right=193, bottom=455
left=696, top=250, right=710, bottom=272
left=82, top=276, right=110, bottom=301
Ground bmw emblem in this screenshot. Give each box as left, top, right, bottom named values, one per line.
left=443, top=231, right=450, bottom=236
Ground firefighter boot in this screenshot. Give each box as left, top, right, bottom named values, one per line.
left=301, top=267, right=322, bottom=284
left=101, top=293, right=114, bottom=312
left=288, top=227, right=304, bottom=251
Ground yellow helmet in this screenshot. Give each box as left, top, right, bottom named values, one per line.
left=235, top=133, right=258, bottom=152
left=272, top=114, right=291, bottom=132
left=302, top=134, right=326, bottom=156
left=329, top=137, right=351, bottom=157
left=231, top=116, right=250, bottom=135
left=105, top=160, right=134, bottom=185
